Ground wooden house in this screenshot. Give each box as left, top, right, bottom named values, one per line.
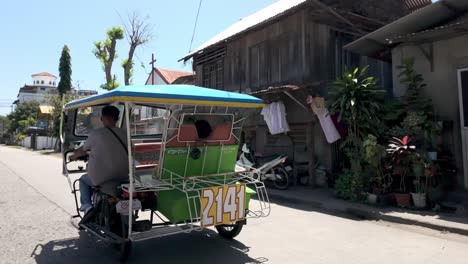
left=180, top=0, right=415, bottom=184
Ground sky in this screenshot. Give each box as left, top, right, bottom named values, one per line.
left=0, top=0, right=276, bottom=115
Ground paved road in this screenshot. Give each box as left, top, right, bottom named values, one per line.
left=1, top=146, right=468, bottom=264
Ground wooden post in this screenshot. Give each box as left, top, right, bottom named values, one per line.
left=306, top=121, right=316, bottom=187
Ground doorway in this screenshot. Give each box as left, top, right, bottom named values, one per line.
left=457, top=68, right=468, bottom=188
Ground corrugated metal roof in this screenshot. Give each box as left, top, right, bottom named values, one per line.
left=180, top=0, right=307, bottom=61
left=344, top=0, right=468, bottom=57
left=156, top=68, right=193, bottom=84
left=389, top=20, right=467, bottom=43
left=405, top=0, right=432, bottom=13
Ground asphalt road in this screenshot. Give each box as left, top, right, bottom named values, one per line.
left=1, top=146, right=468, bottom=264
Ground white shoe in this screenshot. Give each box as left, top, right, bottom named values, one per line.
left=80, top=205, right=92, bottom=214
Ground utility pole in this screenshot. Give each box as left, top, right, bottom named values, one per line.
left=149, top=53, right=157, bottom=85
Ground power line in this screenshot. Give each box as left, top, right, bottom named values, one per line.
left=189, top=0, right=203, bottom=53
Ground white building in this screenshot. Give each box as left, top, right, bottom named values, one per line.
left=32, top=72, right=57, bottom=87
left=15, top=72, right=58, bottom=104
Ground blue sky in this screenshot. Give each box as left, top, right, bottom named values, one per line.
left=0, top=0, right=276, bottom=115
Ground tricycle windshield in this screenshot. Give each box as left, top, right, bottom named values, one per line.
left=130, top=105, right=170, bottom=136
left=74, top=104, right=124, bottom=136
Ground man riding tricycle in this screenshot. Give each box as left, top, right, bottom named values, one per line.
left=61, top=84, right=271, bottom=261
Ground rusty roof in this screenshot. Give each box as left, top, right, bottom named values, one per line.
left=405, top=0, right=432, bottom=13
left=146, top=68, right=194, bottom=84
left=31, top=72, right=57, bottom=78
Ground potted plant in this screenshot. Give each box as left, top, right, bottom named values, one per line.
left=411, top=155, right=425, bottom=178
left=363, top=135, right=392, bottom=205
left=387, top=136, right=416, bottom=207
left=411, top=156, right=429, bottom=209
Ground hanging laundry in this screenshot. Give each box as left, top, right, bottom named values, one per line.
left=261, top=105, right=273, bottom=133
left=261, top=101, right=290, bottom=135
left=307, top=96, right=341, bottom=144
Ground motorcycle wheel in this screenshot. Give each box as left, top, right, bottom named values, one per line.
left=271, top=167, right=289, bottom=190
left=215, top=222, right=243, bottom=239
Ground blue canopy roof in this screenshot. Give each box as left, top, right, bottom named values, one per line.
left=64, top=85, right=264, bottom=109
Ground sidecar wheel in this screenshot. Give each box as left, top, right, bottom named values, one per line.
left=215, top=222, right=243, bottom=239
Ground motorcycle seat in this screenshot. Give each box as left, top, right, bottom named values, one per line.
left=96, top=180, right=129, bottom=197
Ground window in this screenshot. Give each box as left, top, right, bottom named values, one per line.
left=49, top=81, right=52, bottom=85
left=202, top=59, right=224, bottom=89
left=53, top=82, right=56, bottom=86
left=130, top=105, right=170, bottom=136
left=74, top=105, right=124, bottom=136
left=40, top=87, right=46, bottom=91
left=41, top=80, right=44, bottom=84
left=180, top=114, right=233, bottom=142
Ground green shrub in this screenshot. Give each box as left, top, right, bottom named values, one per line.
left=334, top=170, right=366, bottom=201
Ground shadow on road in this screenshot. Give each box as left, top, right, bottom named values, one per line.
left=31, top=229, right=268, bottom=264
left=268, top=196, right=372, bottom=222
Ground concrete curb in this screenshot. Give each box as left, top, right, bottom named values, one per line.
left=267, top=190, right=468, bottom=237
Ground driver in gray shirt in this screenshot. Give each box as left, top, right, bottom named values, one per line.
left=70, top=105, right=129, bottom=224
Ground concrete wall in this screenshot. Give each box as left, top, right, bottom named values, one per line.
left=145, top=72, right=167, bottom=85
left=21, top=136, right=57, bottom=150
left=392, top=34, right=468, bottom=189
left=18, top=93, right=47, bottom=104
left=21, top=137, right=31, bottom=148
left=18, top=86, right=58, bottom=104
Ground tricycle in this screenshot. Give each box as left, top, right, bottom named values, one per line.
left=61, top=85, right=270, bottom=261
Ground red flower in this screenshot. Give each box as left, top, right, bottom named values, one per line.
left=402, top=136, right=409, bottom=146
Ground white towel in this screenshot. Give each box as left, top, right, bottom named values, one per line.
left=309, top=96, right=341, bottom=144
left=261, top=101, right=290, bottom=135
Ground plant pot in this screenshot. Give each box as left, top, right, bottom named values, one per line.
left=377, top=193, right=395, bottom=206
left=377, top=193, right=394, bottom=206
left=367, top=193, right=378, bottom=205
left=315, top=170, right=327, bottom=187
left=411, top=192, right=427, bottom=209
left=394, top=193, right=411, bottom=207
left=372, top=187, right=383, bottom=195
left=427, top=151, right=438, bottom=161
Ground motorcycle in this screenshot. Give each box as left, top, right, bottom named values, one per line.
left=236, top=144, right=291, bottom=190
left=65, top=154, right=157, bottom=261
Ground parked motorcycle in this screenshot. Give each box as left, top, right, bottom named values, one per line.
left=236, top=144, right=291, bottom=190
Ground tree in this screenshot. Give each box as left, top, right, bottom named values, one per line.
left=93, top=27, right=124, bottom=90
left=0, top=115, right=10, bottom=136
left=57, top=45, right=72, bottom=97
left=7, top=101, right=40, bottom=133
left=121, top=12, right=153, bottom=85
left=46, top=94, right=76, bottom=137
left=328, top=66, right=386, bottom=140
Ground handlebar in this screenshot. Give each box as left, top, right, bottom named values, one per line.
left=64, top=149, right=89, bottom=163
left=67, top=155, right=89, bottom=163
left=76, top=155, right=89, bottom=162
